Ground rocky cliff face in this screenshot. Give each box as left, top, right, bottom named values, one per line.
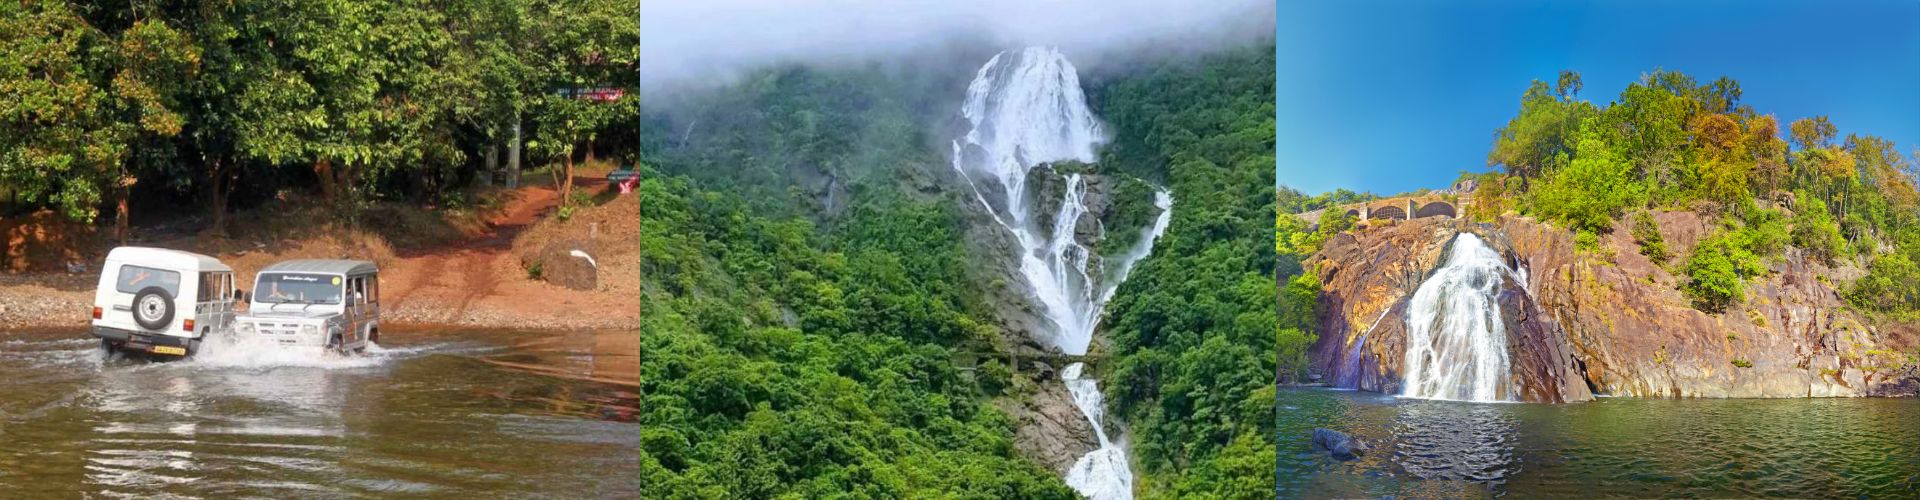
left=1309, top=214, right=1920, bottom=401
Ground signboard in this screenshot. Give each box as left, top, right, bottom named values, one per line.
left=556, top=87, right=625, bottom=102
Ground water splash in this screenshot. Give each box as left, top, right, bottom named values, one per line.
left=1400, top=233, right=1517, bottom=402
left=1062, top=362, right=1132, bottom=500
left=186, top=333, right=443, bottom=370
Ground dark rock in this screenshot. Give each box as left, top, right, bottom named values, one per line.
left=1311, top=428, right=1368, bottom=461
left=535, top=239, right=599, bottom=291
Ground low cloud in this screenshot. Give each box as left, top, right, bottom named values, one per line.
left=641, top=0, right=1273, bottom=92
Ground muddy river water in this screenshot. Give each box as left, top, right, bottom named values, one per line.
left=0, top=327, right=638, bottom=497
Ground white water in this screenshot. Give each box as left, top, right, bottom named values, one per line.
left=1400, top=233, right=1518, bottom=402
left=1339, top=307, right=1394, bottom=388
left=952, top=47, right=1166, bottom=499
left=1061, top=362, right=1131, bottom=499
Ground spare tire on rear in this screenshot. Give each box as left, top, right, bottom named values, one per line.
left=132, top=286, right=176, bottom=330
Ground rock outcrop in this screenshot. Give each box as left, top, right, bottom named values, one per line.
left=1310, top=214, right=1920, bottom=400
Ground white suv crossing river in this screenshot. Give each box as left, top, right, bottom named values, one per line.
left=89, top=247, right=239, bottom=357
left=235, top=259, right=382, bottom=354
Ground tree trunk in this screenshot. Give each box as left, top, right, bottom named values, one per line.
left=479, top=139, right=498, bottom=188
left=506, top=117, right=522, bottom=188
left=208, top=157, right=227, bottom=236
left=561, top=147, right=575, bottom=206
left=115, top=183, right=129, bottom=245
left=315, top=158, right=337, bottom=200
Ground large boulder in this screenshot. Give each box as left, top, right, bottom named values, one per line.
left=1311, top=428, right=1368, bottom=461
left=533, top=239, right=599, bottom=291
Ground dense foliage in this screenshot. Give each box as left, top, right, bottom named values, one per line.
left=1475, top=69, right=1920, bottom=313
left=639, top=59, right=1075, bottom=497
left=1271, top=189, right=1331, bottom=385
left=642, top=41, right=1278, bottom=498
left=639, top=165, right=1073, bottom=497
left=1, top=0, right=635, bottom=231
left=1089, top=43, right=1278, bottom=498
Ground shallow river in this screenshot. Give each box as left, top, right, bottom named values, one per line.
left=1277, top=387, right=1919, bottom=498
left=0, top=327, right=638, bottom=497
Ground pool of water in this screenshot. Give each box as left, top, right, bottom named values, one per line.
left=0, top=327, right=638, bottom=497
left=1277, top=387, right=1920, bottom=498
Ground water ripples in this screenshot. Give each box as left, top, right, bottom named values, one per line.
left=0, top=329, right=637, bottom=497
left=1277, top=388, right=1920, bottom=498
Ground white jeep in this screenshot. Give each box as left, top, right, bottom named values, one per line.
left=234, top=259, right=381, bottom=354
left=90, top=247, right=239, bottom=357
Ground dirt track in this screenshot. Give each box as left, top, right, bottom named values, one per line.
left=0, top=179, right=636, bottom=332
left=381, top=177, right=637, bottom=330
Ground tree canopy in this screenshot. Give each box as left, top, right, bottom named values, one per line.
left=1, top=0, right=636, bottom=231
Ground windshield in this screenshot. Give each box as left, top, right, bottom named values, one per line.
left=254, top=273, right=343, bottom=305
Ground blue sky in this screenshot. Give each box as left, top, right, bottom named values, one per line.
left=1276, top=0, right=1920, bottom=195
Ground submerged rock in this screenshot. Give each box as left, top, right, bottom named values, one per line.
left=1311, top=428, right=1368, bottom=460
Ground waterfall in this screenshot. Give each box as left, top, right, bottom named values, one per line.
left=1338, top=307, right=1394, bottom=388
left=953, top=47, right=1165, bottom=499
left=1400, top=233, right=1518, bottom=402
left=1062, top=362, right=1132, bottom=499
left=952, top=46, right=1111, bottom=354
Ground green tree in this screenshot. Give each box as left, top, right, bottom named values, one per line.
left=1527, top=118, right=1641, bottom=233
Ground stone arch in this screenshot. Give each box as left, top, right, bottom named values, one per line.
left=1369, top=205, right=1406, bottom=221
left=1344, top=209, right=1361, bottom=220
left=1415, top=201, right=1457, bottom=219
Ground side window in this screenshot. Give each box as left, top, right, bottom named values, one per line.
left=198, top=272, right=232, bottom=301
left=117, top=265, right=181, bottom=296
left=351, top=277, right=367, bottom=305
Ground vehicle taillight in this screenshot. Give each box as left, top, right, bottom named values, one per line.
left=91, top=306, right=102, bottom=319
left=183, top=319, right=195, bottom=332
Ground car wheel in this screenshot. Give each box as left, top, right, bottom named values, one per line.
left=131, top=287, right=176, bottom=330
left=100, top=338, right=118, bottom=357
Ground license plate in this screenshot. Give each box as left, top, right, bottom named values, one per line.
left=150, top=346, right=187, bottom=356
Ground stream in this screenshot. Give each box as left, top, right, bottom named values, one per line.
left=0, top=327, right=638, bottom=497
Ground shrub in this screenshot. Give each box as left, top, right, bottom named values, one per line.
left=1790, top=192, right=1846, bottom=264
left=1731, top=358, right=1754, bottom=368
left=977, top=358, right=1011, bottom=396
left=1683, top=234, right=1746, bottom=311
left=1632, top=211, right=1668, bottom=263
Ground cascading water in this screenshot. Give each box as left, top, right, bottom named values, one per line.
left=1061, top=362, right=1131, bottom=498
left=952, top=46, right=1168, bottom=499
left=1400, top=233, right=1518, bottom=402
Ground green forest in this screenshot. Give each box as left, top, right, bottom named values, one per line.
left=1, top=0, right=636, bottom=232
left=640, top=42, right=1276, bottom=498
left=1274, top=69, right=1920, bottom=379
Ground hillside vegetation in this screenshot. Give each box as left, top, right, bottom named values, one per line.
left=640, top=42, right=1278, bottom=498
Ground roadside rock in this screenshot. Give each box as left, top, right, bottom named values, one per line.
left=533, top=239, right=599, bottom=291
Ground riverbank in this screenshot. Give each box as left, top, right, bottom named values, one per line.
left=0, top=170, right=636, bottom=332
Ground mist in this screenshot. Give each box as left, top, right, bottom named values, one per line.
left=640, top=0, right=1274, bottom=94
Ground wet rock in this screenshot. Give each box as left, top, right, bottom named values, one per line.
left=999, top=378, right=1098, bottom=474
left=1311, top=428, right=1368, bottom=460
